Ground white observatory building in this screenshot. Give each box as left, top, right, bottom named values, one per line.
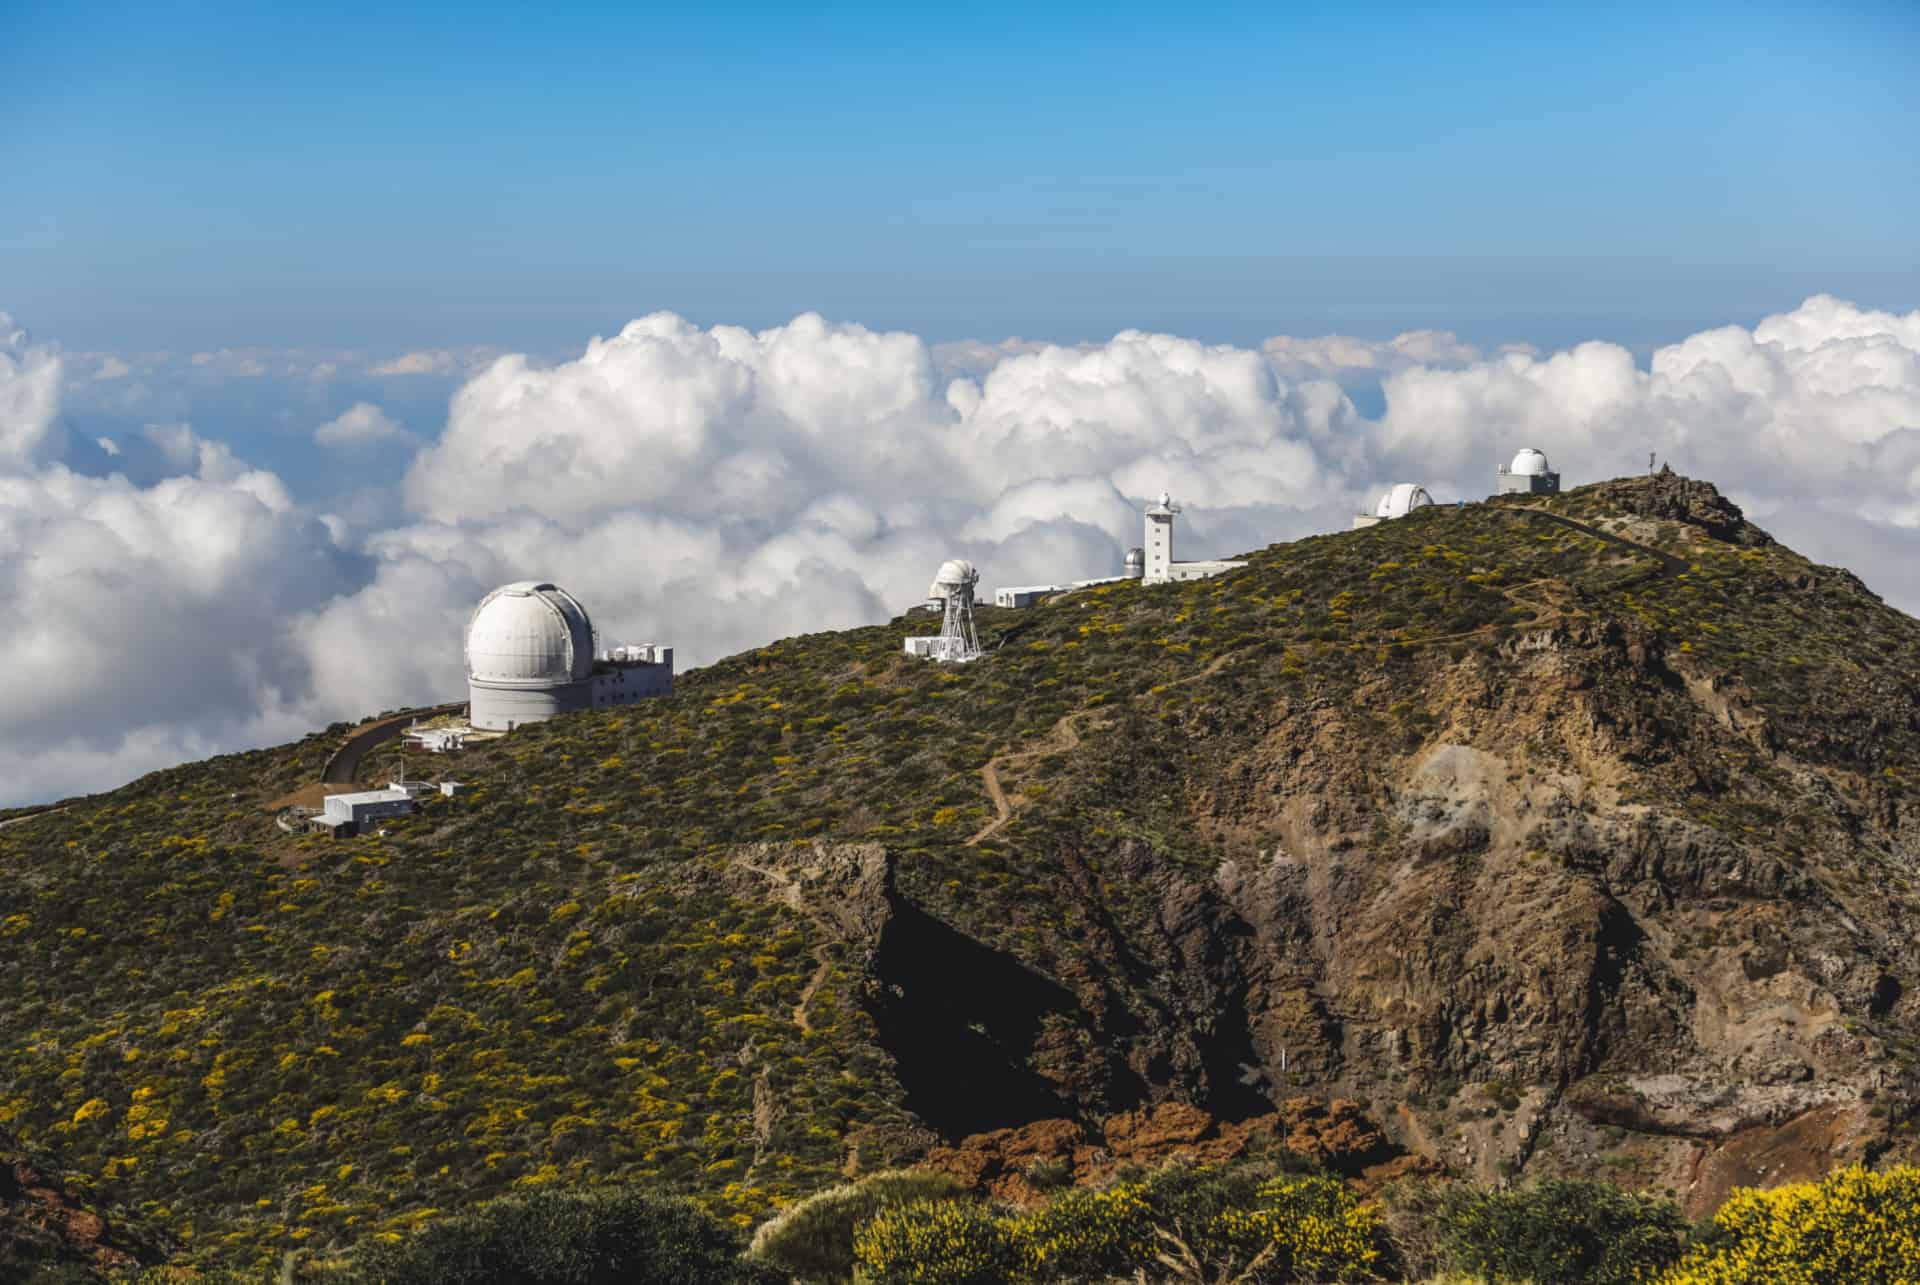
left=1352, top=483, right=1436, bottom=529
left=1142, top=492, right=1246, bottom=585
left=905, top=559, right=984, bottom=662
left=465, top=581, right=673, bottom=731
left=1497, top=447, right=1560, bottom=495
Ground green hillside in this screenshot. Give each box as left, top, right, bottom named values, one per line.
left=5, top=472, right=1920, bottom=1270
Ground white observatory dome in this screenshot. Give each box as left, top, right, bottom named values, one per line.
left=1375, top=483, right=1435, bottom=520
left=1509, top=447, right=1551, bottom=476
left=933, top=559, right=979, bottom=588
left=466, top=581, right=596, bottom=687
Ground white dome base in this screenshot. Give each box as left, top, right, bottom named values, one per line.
left=470, top=678, right=592, bottom=731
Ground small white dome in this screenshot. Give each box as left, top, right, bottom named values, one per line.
left=1375, top=483, right=1435, bottom=519
left=1510, top=447, right=1550, bottom=476
left=466, top=581, right=595, bottom=687
left=933, top=559, right=979, bottom=588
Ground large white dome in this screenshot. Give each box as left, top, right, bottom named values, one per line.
left=1375, top=483, right=1435, bottom=519
left=466, top=581, right=595, bottom=687
left=1509, top=447, right=1551, bottom=476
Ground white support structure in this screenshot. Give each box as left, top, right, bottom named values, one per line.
left=906, top=559, right=984, bottom=662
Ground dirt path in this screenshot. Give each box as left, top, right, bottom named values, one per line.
left=0, top=806, right=66, bottom=832
left=966, top=649, right=1241, bottom=846
left=734, top=857, right=834, bottom=1035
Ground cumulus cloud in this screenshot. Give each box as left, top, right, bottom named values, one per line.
left=314, top=402, right=414, bottom=450
left=0, top=314, right=66, bottom=471
left=1370, top=295, right=1920, bottom=567
left=5, top=295, right=1920, bottom=807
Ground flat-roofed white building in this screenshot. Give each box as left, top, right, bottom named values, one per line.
left=308, top=786, right=417, bottom=838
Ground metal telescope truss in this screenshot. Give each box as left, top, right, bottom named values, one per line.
left=911, top=558, right=984, bottom=663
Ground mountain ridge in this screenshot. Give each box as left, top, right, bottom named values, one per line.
left=4, top=471, right=1920, bottom=1268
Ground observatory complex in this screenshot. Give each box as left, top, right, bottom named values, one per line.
left=465, top=581, right=673, bottom=730
left=1497, top=447, right=1560, bottom=494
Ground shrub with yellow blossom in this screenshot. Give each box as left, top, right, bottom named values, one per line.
left=1657, top=1164, right=1920, bottom=1284
left=1006, top=1179, right=1157, bottom=1280
left=852, top=1197, right=1018, bottom=1284
left=854, top=1165, right=1381, bottom=1285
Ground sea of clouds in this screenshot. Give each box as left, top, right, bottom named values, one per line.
left=2, top=296, right=1917, bottom=806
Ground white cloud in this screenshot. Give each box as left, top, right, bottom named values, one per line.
left=1263, top=328, right=1487, bottom=380
left=5, top=295, right=1920, bottom=806
left=314, top=402, right=414, bottom=450
left=368, top=348, right=498, bottom=377
left=0, top=314, right=66, bottom=471
left=1371, top=296, right=1920, bottom=560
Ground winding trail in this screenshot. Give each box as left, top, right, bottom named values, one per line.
left=734, top=857, right=834, bottom=1035
left=0, top=806, right=66, bottom=832
left=967, top=649, right=1242, bottom=846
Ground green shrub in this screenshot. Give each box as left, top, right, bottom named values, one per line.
left=1437, top=1178, right=1685, bottom=1285
left=746, top=1168, right=966, bottom=1283
left=338, top=1187, right=769, bottom=1285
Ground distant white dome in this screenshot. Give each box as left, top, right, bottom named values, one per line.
left=933, top=559, right=979, bottom=588
left=1375, top=483, right=1435, bottom=520
left=1509, top=448, right=1551, bottom=476
left=466, top=581, right=595, bottom=688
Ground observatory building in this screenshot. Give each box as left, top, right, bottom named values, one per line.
left=1352, top=483, right=1436, bottom=529
left=906, top=559, right=984, bottom=662
left=1497, top=447, right=1560, bottom=495
left=466, top=581, right=673, bottom=731
left=1143, top=492, right=1246, bottom=585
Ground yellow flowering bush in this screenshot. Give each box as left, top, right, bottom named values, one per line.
left=1007, top=1180, right=1156, bottom=1280
left=853, top=1166, right=1382, bottom=1284
left=853, top=1197, right=1017, bottom=1284
left=1206, top=1174, right=1382, bottom=1282
left=1658, top=1165, right=1920, bottom=1284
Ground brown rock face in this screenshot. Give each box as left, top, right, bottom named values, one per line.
left=921, top=1099, right=1434, bottom=1205
left=2, top=1155, right=158, bottom=1274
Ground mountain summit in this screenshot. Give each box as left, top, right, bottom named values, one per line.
left=4, top=472, right=1918, bottom=1266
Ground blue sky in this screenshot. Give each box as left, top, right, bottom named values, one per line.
left=8, top=0, right=1916, bottom=353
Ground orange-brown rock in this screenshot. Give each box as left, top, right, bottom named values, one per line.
left=2, top=1156, right=157, bottom=1274
left=921, top=1099, right=1434, bottom=1205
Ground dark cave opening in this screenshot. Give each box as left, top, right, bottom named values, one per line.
left=866, top=900, right=1081, bottom=1139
